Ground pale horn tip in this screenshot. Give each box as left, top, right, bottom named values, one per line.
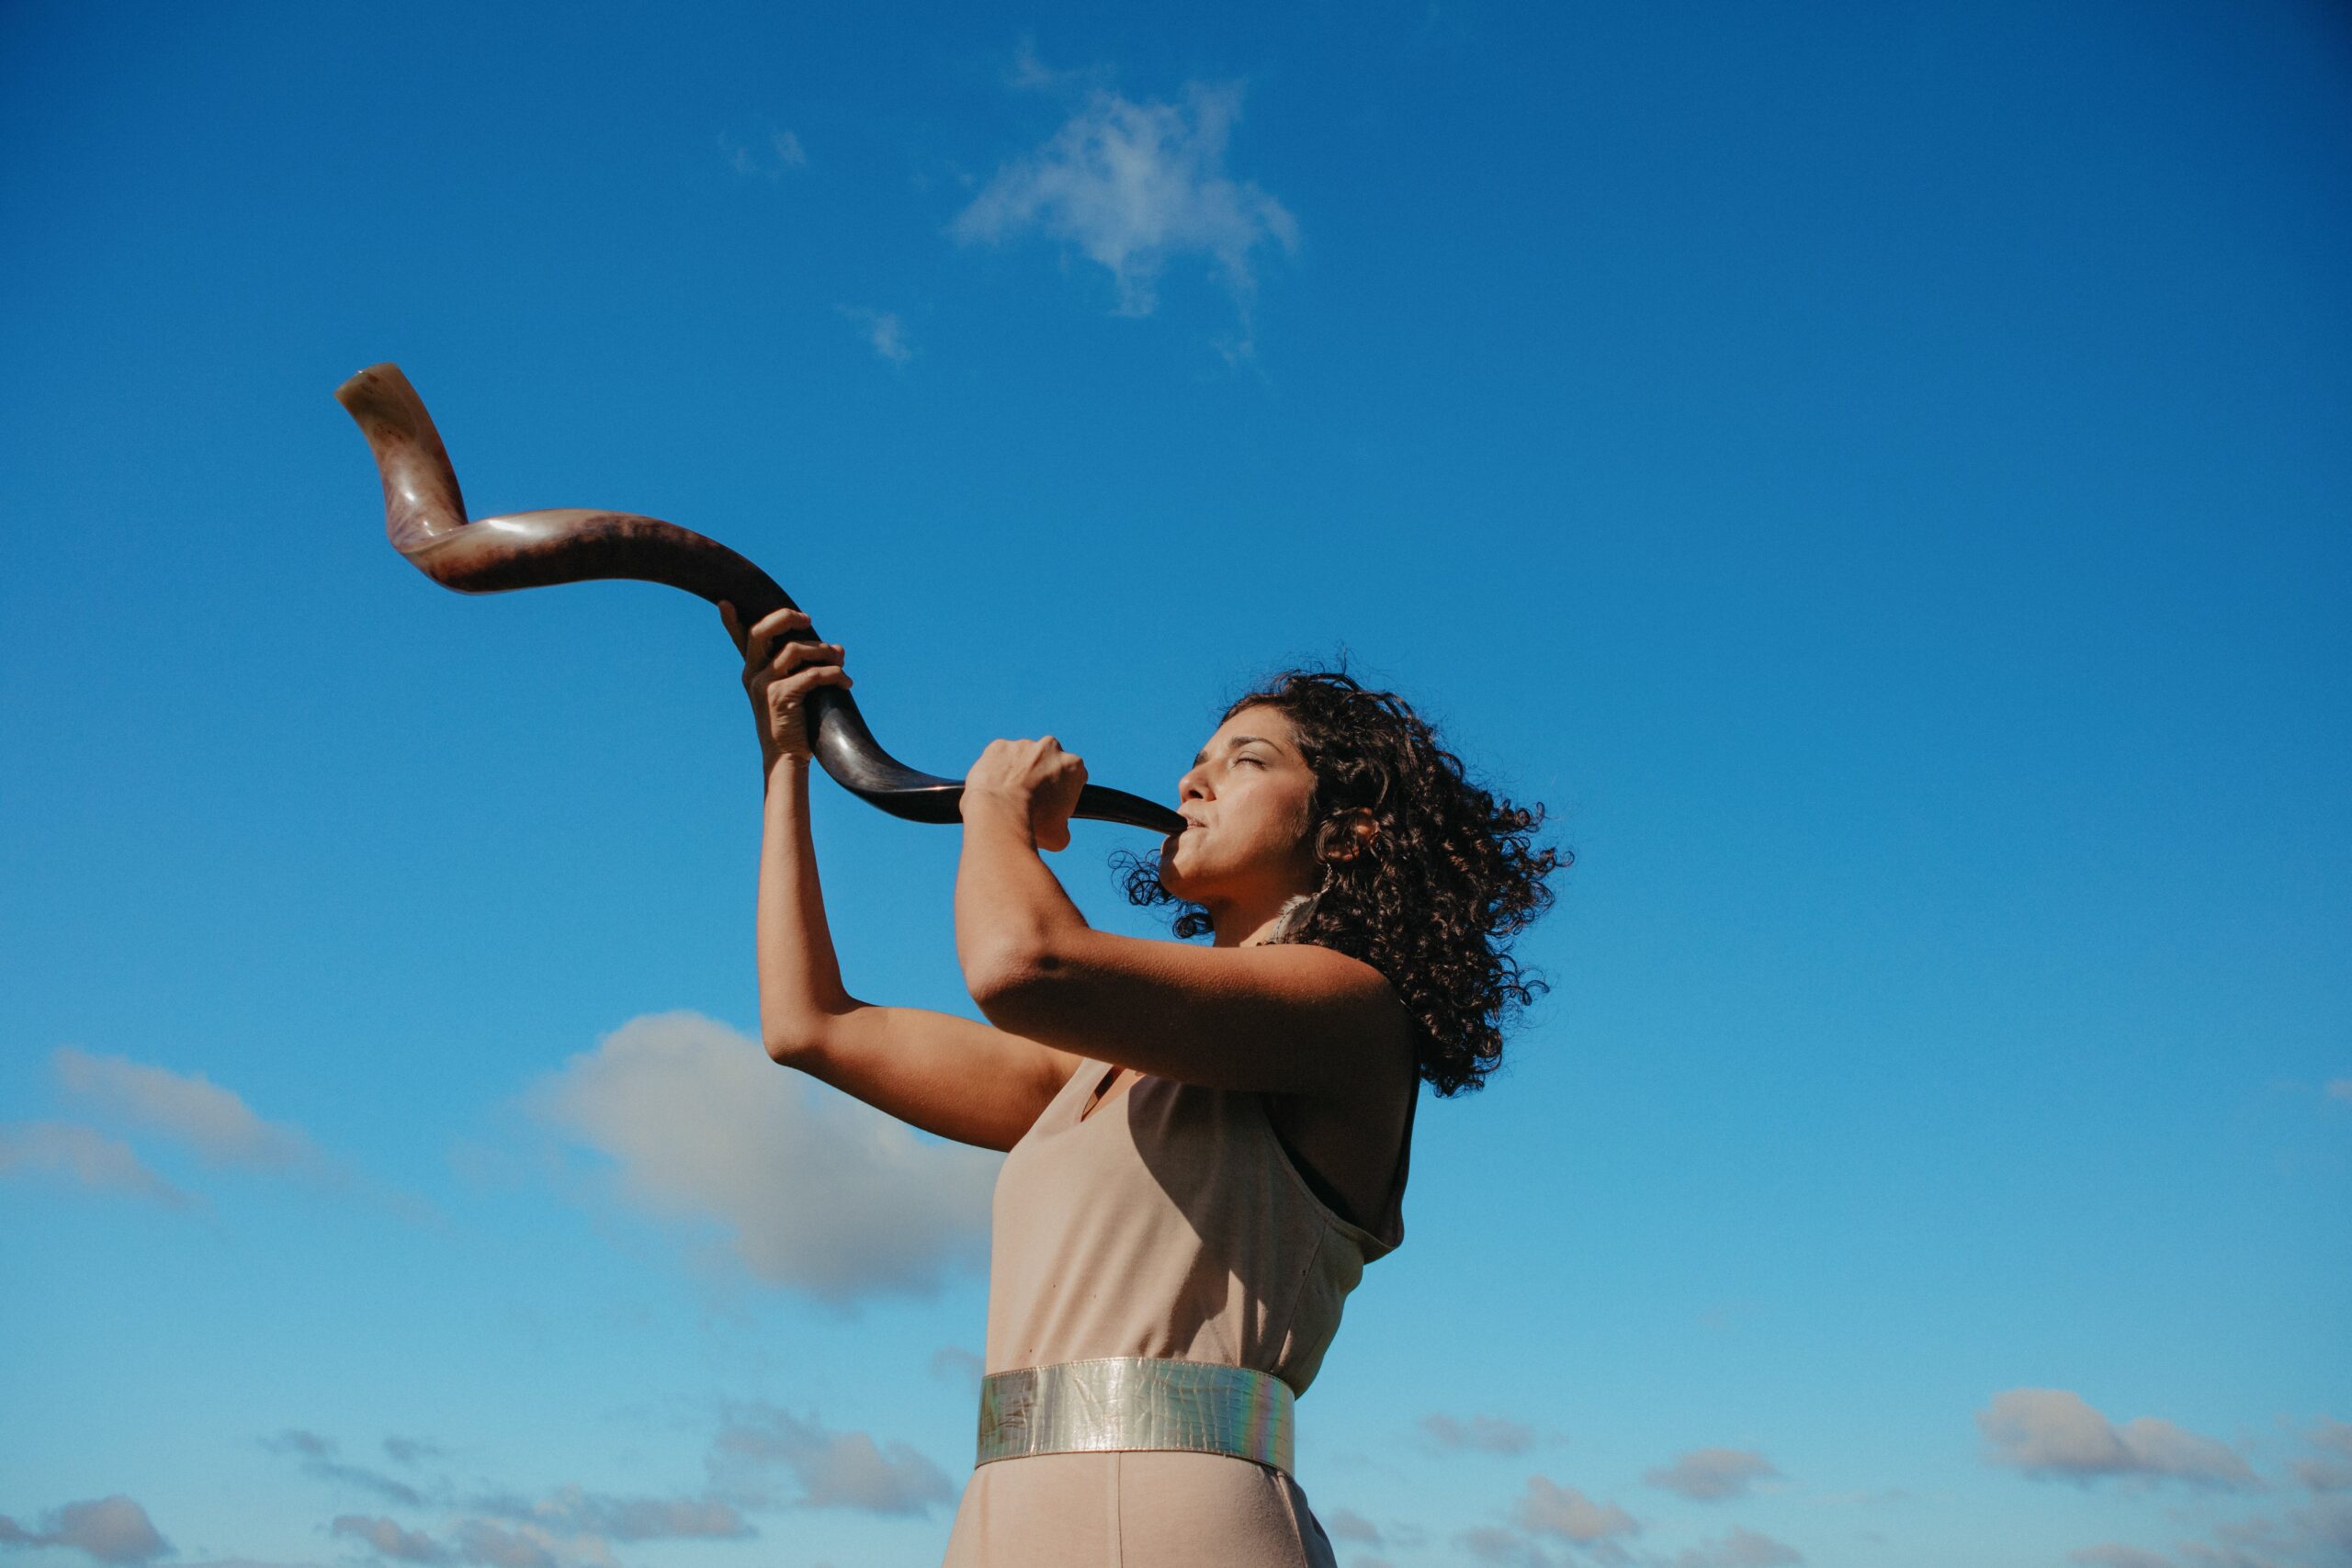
left=334, top=362, right=467, bottom=554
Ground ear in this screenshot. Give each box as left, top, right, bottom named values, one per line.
left=1329, top=807, right=1380, bottom=862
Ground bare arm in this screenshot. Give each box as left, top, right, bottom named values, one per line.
left=728, top=605, right=1083, bottom=1151
left=955, top=742, right=1413, bottom=1106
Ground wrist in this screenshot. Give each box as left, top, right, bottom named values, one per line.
left=959, top=787, right=1035, bottom=834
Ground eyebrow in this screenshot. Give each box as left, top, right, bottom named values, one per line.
left=1192, top=734, right=1283, bottom=767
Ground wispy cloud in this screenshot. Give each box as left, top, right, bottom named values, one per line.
left=445, top=1517, right=581, bottom=1568
left=0, top=1121, right=197, bottom=1209
left=721, top=127, right=806, bottom=180
left=707, top=1401, right=955, bottom=1516
left=329, top=1517, right=448, bottom=1564
left=928, top=1345, right=983, bottom=1385
left=526, top=1011, right=998, bottom=1303
left=263, top=1430, right=431, bottom=1508
left=1978, top=1389, right=2258, bottom=1490
left=1512, top=1477, right=1639, bottom=1551
left=384, top=1438, right=447, bottom=1469
left=954, top=70, right=1296, bottom=350
left=2291, top=1417, right=2352, bottom=1493
left=2325, top=1078, right=2352, bottom=1107
left=1420, top=1413, right=1538, bottom=1455
left=0, top=1495, right=172, bottom=1565
left=1672, top=1526, right=1805, bottom=1567
left=469, top=1486, right=749, bottom=1543
left=2168, top=1495, right=2352, bottom=1566
left=1645, top=1448, right=1784, bottom=1503
left=836, top=305, right=912, bottom=366
left=2068, top=1545, right=2175, bottom=1568
left=1001, top=37, right=1110, bottom=96
left=52, top=1046, right=331, bottom=1177
left=1326, top=1507, right=1383, bottom=1544
left=1454, top=1524, right=1566, bottom=1568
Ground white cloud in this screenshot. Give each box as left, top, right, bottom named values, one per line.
left=954, top=79, right=1297, bottom=335
left=2326, top=1078, right=2352, bottom=1106
left=52, top=1046, right=328, bottom=1176
left=836, top=305, right=912, bottom=365
left=1513, top=1477, right=1639, bottom=1547
left=2293, top=1418, right=2352, bottom=1493
left=1420, top=1413, right=1537, bottom=1455
left=527, top=1011, right=997, bottom=1303
left=477, top=1486, right=749, bottom=1543
left=1645, top=1448, right=1783, bottom=1503
left=1453, top=1525, right=1566, bottom=1568
left=722, top=128, right=806, bottom=179
left=0, top=1121, right=197, bottom=1209
left=1002, top=38, right=1110, bottom=96
left=1978, top=1389, right=2258, bottom=1490
left=330, top=1517, right=449, bottom=1564
left=707, top=1401, right=954, bottom=1516
left=0, top=1495, right=172, bottom=1565
left=2173, top=1496, right=2352, bottom=1567
left=1673, top=1526, right=1804, bottom=1567
left=448, top=1519, right=588, bottom=1568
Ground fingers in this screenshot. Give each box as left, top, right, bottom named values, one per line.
left=763, top=663, right=853, bottom=710
left=735, top=607, right=848, bottom=690
left=742, top=606, right=821, bottom=669
left=770, top=639, right=845, bottom=679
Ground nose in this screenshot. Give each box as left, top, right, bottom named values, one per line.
left=1179, top=763, right=1209, bottom=802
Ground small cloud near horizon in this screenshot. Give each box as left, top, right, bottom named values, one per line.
left=1977, top=1388, right=2257, bottom=1490
left=1420, top=1413, right=1538, bottom=1455
left=0, top=1121, right=199, bottom=1210
left=0, top=1495, right=172, bottom=1565
left=52, top=1046, right=332, bottom=1177
left=1645, top=1448, right=1783, bottom=1503
left=707, top=1401, right=954, bottom=1517
left=1512, top=1477, right=1639, bottom=1547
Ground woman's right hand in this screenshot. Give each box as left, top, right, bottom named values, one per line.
left=719, top=602, right=852, bottom=769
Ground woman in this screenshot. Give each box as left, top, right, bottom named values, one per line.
left=720, top=602, right=1562, bottom=1567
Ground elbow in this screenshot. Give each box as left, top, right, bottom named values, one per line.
left=961, top=936, right=1064, bottom=1030
left=761, top=1029, right=817, bottom=1069
left=760, top=1011, right=837, bottom=1069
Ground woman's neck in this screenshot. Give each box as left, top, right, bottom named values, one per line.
left=1210, top=888, right=1314, bottom=948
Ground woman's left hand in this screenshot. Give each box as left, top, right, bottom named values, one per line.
left=964, top=737, right=1088, bottom=852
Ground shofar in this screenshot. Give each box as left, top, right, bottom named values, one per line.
left=334, top=363, right=1183, bottom=834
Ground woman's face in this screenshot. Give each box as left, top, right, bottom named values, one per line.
left=1161, top=704, right=1322, bottom=908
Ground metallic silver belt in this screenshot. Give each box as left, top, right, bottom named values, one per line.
left=976, top=1358, right=1296, bottom=1477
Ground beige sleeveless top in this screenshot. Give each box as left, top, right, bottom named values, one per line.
left=985, top=1056, right=1415, bottom=1397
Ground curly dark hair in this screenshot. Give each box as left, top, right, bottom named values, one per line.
left=1116, top=665, right=1566, bottom=1096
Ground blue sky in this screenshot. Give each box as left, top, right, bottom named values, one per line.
left=2, top=3, right=2347, bottom=1566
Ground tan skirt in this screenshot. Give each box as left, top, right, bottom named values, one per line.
left=941, top=1449, right=1339, bottom=1567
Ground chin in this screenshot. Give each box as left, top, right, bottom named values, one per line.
left=1158, top=844, right=1214, bottom=905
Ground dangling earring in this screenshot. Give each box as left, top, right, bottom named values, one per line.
left=1267, top=863, right=1335, bottom=945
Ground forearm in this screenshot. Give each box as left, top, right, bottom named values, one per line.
left=756, top=756, right=855, bottom=1055
left=955, top=799, right=1091, bottom=996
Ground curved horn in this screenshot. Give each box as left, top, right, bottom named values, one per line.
left=335, top=363, right=1183, bottom=835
